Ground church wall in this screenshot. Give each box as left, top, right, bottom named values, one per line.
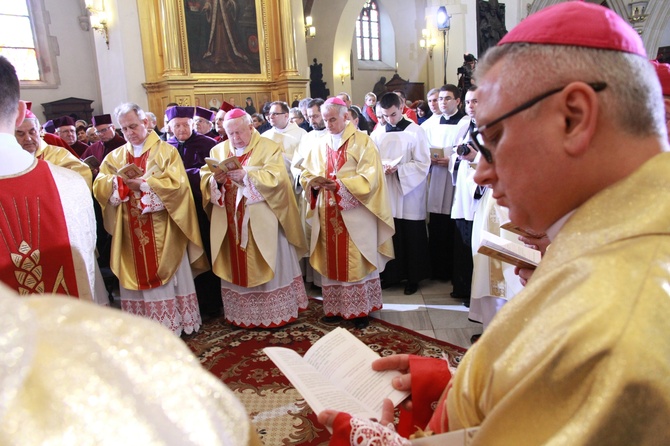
left=21, top=0, right=103, bottom=124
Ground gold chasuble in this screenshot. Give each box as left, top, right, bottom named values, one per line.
left=201, top=131, right=306, bottom=288
left=93, top=132, right=208, bottom=290
left=442, top=153, right=670, bottom=444
left=300, top=123, right=394, bottom=282
left=35, top=139, right=92, bottom=190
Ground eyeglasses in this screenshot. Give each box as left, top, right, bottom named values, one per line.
left=95, top=125, right=114, bottom=135
left=470, top=82, right=607, bottom=164
left=269, top=112, right=287, bottom=117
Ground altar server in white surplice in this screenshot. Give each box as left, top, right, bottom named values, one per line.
left=423, top=84, right=470, bottom=285
left=370, top=92, right=431, bottom=296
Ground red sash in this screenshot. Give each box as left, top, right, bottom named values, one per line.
left=224, top=151, right=252, bottom=286
left=123, top=151, right=163, bottom=289
left=0, top=160, right=80, bottom=297
left=324, top=140, right=351, bottom=281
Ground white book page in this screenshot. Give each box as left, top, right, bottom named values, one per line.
left=303, top=328, right=409, bottom=417
left=263, top=346, right=374, bottom=418
left=264, top=328, right=409, bottom=419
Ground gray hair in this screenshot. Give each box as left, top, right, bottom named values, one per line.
left=114, top=103, right=146, bottom=125
left=23, top=116, right=40, bottom=130
left=427, top=88, right=440, bottom=98
left=475, top=44, right=665, bottom=139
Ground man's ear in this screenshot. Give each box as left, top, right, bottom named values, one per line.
left=14, top=100, right=27, bottom=129
left=560, top=82, right=599, bottom=157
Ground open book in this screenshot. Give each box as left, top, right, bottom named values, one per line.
left=205, top=156, right=242, bottom=174
left=477, top=231, right=541, bottom=270
left=263, top=327, right=410, bottom=420
left=82, top=155, right=100, bottom=169
left=114, top=163, right=161, bottom=180
left=116, top=163, right=144, bottom=180
left=381, top=155, right=403, bottom=168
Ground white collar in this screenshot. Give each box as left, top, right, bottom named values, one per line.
left=546, top=210, right=576, bottom=242
left=0, top=133, right=35, bottom=176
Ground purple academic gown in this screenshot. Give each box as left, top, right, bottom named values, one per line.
left=167, top=131, right=221, bottom=317
left=82, top=134, right=126, bottom=163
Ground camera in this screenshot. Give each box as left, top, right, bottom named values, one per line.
left=456, top=144, right=471, bottom=156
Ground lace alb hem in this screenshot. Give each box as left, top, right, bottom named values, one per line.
left=222, top=276, right=308, bottom=328
left=322, top=277, right=383, bottom=318
left=121, top=292, right=201, bottom=336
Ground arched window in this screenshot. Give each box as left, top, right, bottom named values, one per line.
left=0, top=0, right=58, bottom=86
left=356, top=0, right=380, bottom=61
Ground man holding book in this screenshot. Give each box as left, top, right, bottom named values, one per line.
left=370, top=92, right=431, bottom=295
left=200, top=108, right=308, bottom=328
left=93, top=103, right=209, bottom=336
left=319, top=3, right=670, bottom=444
left=299, top=97, right=394, bottom=329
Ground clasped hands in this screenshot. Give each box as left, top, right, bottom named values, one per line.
left=318, top=354, right=412, bottom=431
left=308, top=176, right=337, bottom=192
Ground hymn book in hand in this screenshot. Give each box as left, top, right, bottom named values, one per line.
left=477, top=231, right=541, bottom=270
left=263, top=327, right=410, bottom=421
left=205, top=156, right=242, bottom=174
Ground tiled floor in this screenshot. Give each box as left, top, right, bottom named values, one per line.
left=309, top=279, right=482, bottom=350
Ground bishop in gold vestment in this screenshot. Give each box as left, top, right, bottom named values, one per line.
left=300, top=100, right=394, bottom=321
left=94, top=104, right=208, bottom=336
left=201, top=110, right=307, bottom=328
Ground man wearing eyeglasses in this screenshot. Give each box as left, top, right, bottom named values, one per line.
left=319, top=2, right=670, bottom=444
left=262, top=101, right=307, bottom=176
left=81, top=114, right=126, bottom=176
left=54, top=115, right=89, bottom=158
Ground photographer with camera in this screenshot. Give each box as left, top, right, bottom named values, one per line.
left=449, top=86, right=482, bottom=305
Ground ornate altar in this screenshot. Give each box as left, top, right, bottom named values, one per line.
left=136, top=0, right=308, bottom=126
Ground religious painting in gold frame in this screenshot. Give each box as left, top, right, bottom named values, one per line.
left=182, top=0, right=269, bottom=79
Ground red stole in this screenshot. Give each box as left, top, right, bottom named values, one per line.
left=324, top=140, right=350, bottom=281
left=0, top=160, right=80, bottom=297
left=224, top=151, right=252, bottom=286
left=123, top=151, right=162, bottom=289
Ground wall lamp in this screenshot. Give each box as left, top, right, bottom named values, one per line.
left=305, top=16, right=316, bottom=38
left=419, top=28, right=437, bottom=59
left=85, top=0, right=110, bottom=49
left=337, top=61, right=350, bottom=84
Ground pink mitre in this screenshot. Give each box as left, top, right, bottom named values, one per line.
left=324, top=97, right=347, bottom=107
left=498, top=1, right=646, bottom=57
left=224, top=108, right=247, bottom=121
left=651, top=60, right=670, bottom=96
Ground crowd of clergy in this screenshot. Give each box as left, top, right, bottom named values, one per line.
left=7, top=46, right=670, bottom=342
left=3, top=1, right=670, bottom=444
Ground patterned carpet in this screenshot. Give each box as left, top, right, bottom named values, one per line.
left=185, top=299, right=467, bottom=445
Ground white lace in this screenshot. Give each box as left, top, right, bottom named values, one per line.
left=336, top=180, right=360, bottom=211
left=109, top=178, right=128, bottom=206
left=139, top=182, right=166, bottom=214
left=349, top=417, right=411, bottom=446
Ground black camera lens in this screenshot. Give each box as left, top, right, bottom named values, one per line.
left=456, top=144, right=470, bottom=156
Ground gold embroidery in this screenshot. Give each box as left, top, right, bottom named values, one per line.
left=0, top=197, right=71, bottom=295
